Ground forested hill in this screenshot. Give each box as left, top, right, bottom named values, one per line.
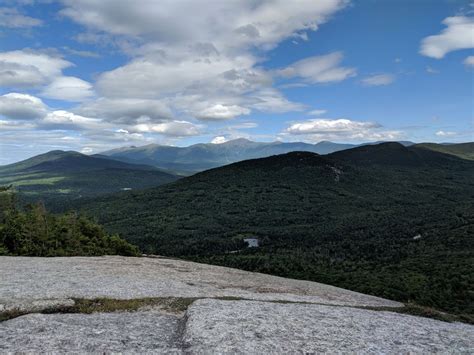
left=327, top=141, right=466, bottom=166
left=77, top=143, right=474, bottom=318
left=0, top=150, right=179, bottom=208
left=413, top=142, right=474, bottom=161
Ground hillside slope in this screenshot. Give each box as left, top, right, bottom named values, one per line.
left=77, top=143, right=474, bottom=316
left=414, top=142, right=474, bottom=160
left=0, top=150, right=179, bottom=207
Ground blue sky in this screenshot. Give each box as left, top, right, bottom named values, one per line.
left=0, top=0, right=473, bottom=164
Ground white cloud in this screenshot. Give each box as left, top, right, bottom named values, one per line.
left=60, top=0, right=348, bottom=51
left=248, top=88, right=306, bottom=113
left=286, top=118, right=379, bottom=134
left=464, top=55, right=474, bottom=66
left=60, top=0, right=347, bottom=125
left=41, top=76, right=94, bottom=101
left=308, top=109, right=327, bottom=116
left=361, top=74, right=395, bottom=86
left=435, top=130, right=457, bottom=137
left=196, top=104, right=251, bottom=120
left=0, top=50, right=72, bottom=88
left=2, top=0, right=359, bottom=159
left=0, top=93, right=47, bottom=120
left=0, top=119, right=36, bottom=130
left=0, top=7, right=42, bottom=28
left=0, top=91, right=203, bottom=139
left=62, top=46, right=101, bottom=58
left=283, top=118, right=402, bottom=142
left=420, top=16, right=474, bottom=59
left=133, top=120, right=202, bottom=136
left=228, top=122, right=258, bottom=129
left=76, top=97, right=174, bottom=124
left=96, top=54, right=260, bottom=98
left=426, top=66, right=439, bottom=74
left=278, top=52, right=356, bottom=84
left=42, top=110, right=105, bottom=131
left=211, top=136, right=228, bottom=144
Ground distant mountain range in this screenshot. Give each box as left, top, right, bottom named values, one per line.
left=99, top=139, right=411, bottom=174
left=76, top=142, right=474, bottom=316
left=101, top=138, right=474, bottom=175
left=1, top=140, right=471, bottom=208
left=0, top=150, right=178, bottom=207
left=99, top=139, right=474, bottom=174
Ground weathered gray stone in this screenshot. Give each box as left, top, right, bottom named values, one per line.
left=1, top=256, right=472, bottom=354
left=0, top=311, right=183, bottom=354
left=183, top=299, right=474, bottom=354
left=0, top=256, right=401, bottom=311
left=1, top=300, right=472, bottom=354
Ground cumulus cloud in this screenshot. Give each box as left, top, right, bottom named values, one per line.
left=59, top=0, right=348, bottom=124
left=283, top=118, right=402, bottom=142
left=41, top=110, right=106, bottom=131
left=248, top=88, right=306, bottom=113
left=2, top=0, right=358, bottom=158
left=0, top=92, right=194, bottom=141
left=96, top=54, right=258, bottom=98
left=41, top=76, right=94, bottom=101
left=76, top=98, right=174, bottom=125
left=196, top=104, right=251, bottom=120
left=0, top=93, right=47, bottom=120
left=308, top=109, right=327, bottom=116
left=420, top=16, right=474, bottom=59
left=426, top=66, right=439, bottom=74
left=60, top=0, right=348, bottom=51
left=286, top=118, right=379, bottom=135
left=0, top=50, right=94, bottom=102
left=211, top=136, right=228, bottom=144
left=435, top=130, right=457, bottom=137
left=132, top=120, right=202, bottom=136
left=0, top=7, right=42, bottom=28
left=278, top=52, right=356, bottom=84
left=0, top=49, right=72, bottom=88
left=361, top=74, right=395, bottom=86
left=464, top=56, right=474, bottom=66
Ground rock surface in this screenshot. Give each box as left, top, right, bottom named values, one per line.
left=1, top=312, right=182, bottom=354
left=0, top=255, right=401, bottom=311
left=1, top=256, right=473, bottom=354
left=184, top=299, right=474, bottom=354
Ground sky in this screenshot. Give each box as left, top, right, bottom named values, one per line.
left=0, top=0, right=473, bottom=164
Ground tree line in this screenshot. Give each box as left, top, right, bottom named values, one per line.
left=0, top=186, right=139, bottom=256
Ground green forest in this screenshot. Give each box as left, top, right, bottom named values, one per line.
left=0, top=187, right=139, bottom=257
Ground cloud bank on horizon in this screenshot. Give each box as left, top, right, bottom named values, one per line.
left=0, top=0, right=473, bottom=164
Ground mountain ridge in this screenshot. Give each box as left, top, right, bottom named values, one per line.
left=0, top=150, right=179, bottom=207
left=98, top=139, right=413, bottom=174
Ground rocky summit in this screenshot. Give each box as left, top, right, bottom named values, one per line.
left=1, top=256, right=473, bottom=353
